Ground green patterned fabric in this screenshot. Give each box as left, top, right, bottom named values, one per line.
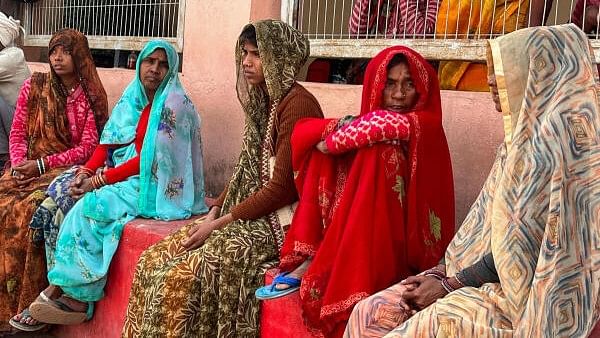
left=122, top=20, right=312, bottom=338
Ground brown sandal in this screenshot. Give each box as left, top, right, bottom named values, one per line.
left=29, top=293, right=90, bottom=325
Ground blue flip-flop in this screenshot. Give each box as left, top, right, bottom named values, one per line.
left=255, top=272, right=301, bottom=300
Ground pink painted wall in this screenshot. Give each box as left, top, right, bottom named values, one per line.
left=28, top=1, right=503, bottom=225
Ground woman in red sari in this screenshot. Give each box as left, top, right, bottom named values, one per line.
left=256, top=46, right=455, bottom=337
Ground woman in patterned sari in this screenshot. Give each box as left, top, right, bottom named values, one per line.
left=0, top=28, right=107, bottom=333
left=20, top=40, right=208, bottom=326
left=345, top=24, right=600, bottom=337
left=122, top=20, right=324, bottom=337
left=257, top=46, right=455, bottom=338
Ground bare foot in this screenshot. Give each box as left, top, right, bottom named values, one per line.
left=275, top=259, right=312, bottom=290
left=11, top=309, right=41, bottom=326
left=57, top=295, right=87, bottom=313
left=42, top=285, right=62, bottom=300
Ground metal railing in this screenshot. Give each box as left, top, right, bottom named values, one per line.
left=22, top=0, right=186, bottom=52
left=283, top=0, right=600, bottom=62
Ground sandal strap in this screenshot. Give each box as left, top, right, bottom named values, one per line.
left=271, top=272, right=301, bottom=291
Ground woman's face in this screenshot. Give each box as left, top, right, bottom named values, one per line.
left=49, top=45, right=75, bottom=77
left=241, top=41, right=265, bottom=86
left=382, top=62, right=419, bottom=112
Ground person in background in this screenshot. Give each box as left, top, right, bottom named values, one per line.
left=571, top=0, right=600, bottom=34
left=348, top=0, right=439, bottom=38
left=0, top=11, right=30, bottom=171
left=0, top=28, right=107, bottom=333
left=436, top=0, right=553, bottom=91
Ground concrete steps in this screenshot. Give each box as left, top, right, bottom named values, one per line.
left=52, top=216, right=201, bottom=338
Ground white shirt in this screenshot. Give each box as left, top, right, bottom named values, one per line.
left=0, top=46, right=30, bottom=106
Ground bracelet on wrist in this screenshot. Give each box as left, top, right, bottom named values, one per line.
left=91, top=174, right=107, bottom=190
left=76, top=167, right=95, bottom=178
left=422, top=266, right=446, bottom=280
left=36, top=158, right=47, bottom=176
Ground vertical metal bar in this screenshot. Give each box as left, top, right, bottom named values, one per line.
left=40, top=0, right=45, bottom=35
left=476, top=0, right=484, bottom=38
left=307, top=0, right=313, bottom=38
left=383, top=0, right=390, bottom=38
left=354, top=0, right=362, bottom=39
left=412, top=0, right=419, bottom=38
left=158, top=0, right=163, bottom=37
left=366, top=0, right=372, bottom=38
left=128, top=0, right=134, bottom=37
left=332, top=0, right=337, bottom=38
left=91, top=0, right=97, bottom=35
left=299, top=0, right=304, bottom=33
left=322, top=0, right=327, bottom=39
left=541, top=0, right=549, bottom=26
left=402, top=0, right=408, bottom=38
left=374, top=0, right=380, bottom=38
left=466, top=0, right=474, bottom=38
left=394, top=0, right=401, bottom=38
left=424, top=0, right=431, bottom=38
left=433, top=0, right=441, bottom=39
left=177, top=0, right=185, bottom=49
left=455, top=0, right=462, bottom=38
left=501, top=0, right=507, bottom=34
left=515, top=0, right=522, bottom=32
left=582, top=0, right=588, bottom=32
left=443, top=0, right=450, bottom=38
left=490, top=0, right=496, bottom=37
left=340, top=0, right=346, bottom=38
left=144, top=0, right=149, bottom=37
left=527, top=0, right=532, bottom=27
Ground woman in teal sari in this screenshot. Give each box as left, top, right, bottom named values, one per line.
left=23, top=39, right=208, bottom=325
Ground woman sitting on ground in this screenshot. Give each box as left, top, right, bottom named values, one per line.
left=17, top=39, right=208, bottom=327
left=256, top=46, right=455, bottom=338
left=3, top=28, right=107, bottom=333
left=345, top=24, right=600, bottom=338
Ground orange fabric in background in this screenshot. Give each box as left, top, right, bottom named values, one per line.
left=435, top=0, right=530, bottom=91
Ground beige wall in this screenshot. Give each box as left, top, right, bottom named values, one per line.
left=29, top=0, right=504, bottom=225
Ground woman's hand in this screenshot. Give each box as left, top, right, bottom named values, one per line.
left=69, top=176, right=94, bottom=199
left=13, top=160, right=39, bottom=179
left=401, top=275, right=447, bottom=310
left=182, top=212, right=233, bottom=251
left=316, top=141, right=329, bottom=154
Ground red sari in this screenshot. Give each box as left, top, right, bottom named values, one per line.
left=278, top=46, right=455, bottom=337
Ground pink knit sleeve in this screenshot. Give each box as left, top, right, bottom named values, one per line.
left=45, top=100, right=99, bottom=168
left=325, top=109, right=410, bottom=154
left=9, top=78, right=31, bottom=167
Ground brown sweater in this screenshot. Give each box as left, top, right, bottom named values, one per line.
left=213, top=83, right=324, bottom=221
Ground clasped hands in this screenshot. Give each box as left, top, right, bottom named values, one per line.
left=69, top=166, right=107, bottom=199
left=11, top=160, right=40, bottom=187
left=397, top=275, right=450, bottom=314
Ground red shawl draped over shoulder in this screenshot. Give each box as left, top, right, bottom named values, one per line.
left=278, top=46, right=455, bottom=337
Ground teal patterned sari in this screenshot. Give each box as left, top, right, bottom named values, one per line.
left=46, top=40, right=208, bottom=303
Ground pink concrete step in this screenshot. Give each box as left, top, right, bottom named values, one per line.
left=52, top=215, right=203, bottom=338
left=260, top=269, right=320, bottom=338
